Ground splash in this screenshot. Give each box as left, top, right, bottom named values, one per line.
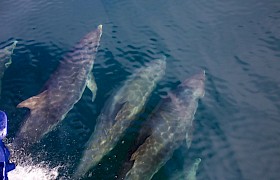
left=9, top=164, right=59, bottom=180
left=7, top=143, right=63, bottom=180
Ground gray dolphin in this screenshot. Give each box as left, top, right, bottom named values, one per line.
left=0, top=41, right=18, bottom=98
left=123, top=71, right=205, bottom=180
left=74, top=57, right=166, bottom=178
left=14, top=25, right=102, bottom=149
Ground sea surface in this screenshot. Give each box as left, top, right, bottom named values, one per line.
left=0, top=0, right=280, bottom=180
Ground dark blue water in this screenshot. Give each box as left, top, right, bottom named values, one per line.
left=0, top=0, right=280, bottom=179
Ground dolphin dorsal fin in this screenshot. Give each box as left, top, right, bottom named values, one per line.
left=130, top=139, right=149, bottom=161
left=17, top=90, right=48, bottom=110
left=130, top=151, right=138, bottom=161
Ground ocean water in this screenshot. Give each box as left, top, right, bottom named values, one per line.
left=0, top=0, right=280, bottom=179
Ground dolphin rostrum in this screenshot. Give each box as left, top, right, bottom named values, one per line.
left=74, top=57, right=166, bottom=178
left=123, top=71, right=205, bottom=180
left=14, top=25, right=102, bottom=149
left=0, top=41, right=18, bottom=98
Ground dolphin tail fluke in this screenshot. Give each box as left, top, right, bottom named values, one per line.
left=17, top=90, right=48, bottom=109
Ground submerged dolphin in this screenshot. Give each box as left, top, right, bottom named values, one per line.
left=171, top=158, right=201, bottom=180
left=74, top=57, right=166, bottom=178
left=123, top=71, right=205, bottom=180
left=0, top=41, right=17, bottom=97
left=14, top=25, right=102, bottom=149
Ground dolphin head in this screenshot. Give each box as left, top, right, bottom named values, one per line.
left=0, top=41, right=18, bottom=68
left=181, top=70, right=205, bottom=98
left=149, top=56, right=166, bottom=72
left=139, top=57, right=166, bottom=81
left=0, top=111, right=7, bottom=140
left=77, top=25, right=103, bottom=52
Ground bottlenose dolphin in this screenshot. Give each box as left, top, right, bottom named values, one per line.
left=123, top=71, right=205, bottom=180
left=14, top=25, right=102, bottom=149
left=170, top=158, right=201, bottom=180
left=0, top=41, right=17, bottom=98
left=74, top=57, right=166, bottom=178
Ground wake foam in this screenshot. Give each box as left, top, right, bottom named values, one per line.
left=7, top=143, right=63, bottom=180
left=9, top=164, right=60, bottom=180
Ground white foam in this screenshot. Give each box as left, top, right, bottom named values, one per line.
left=9, top=164, right=59, bottom=180
left=6, top=142, right=63, bottom=180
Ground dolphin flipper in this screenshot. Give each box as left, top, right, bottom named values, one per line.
left=186, top=128, right=193, bottom=149
left=86, top=73, right=97, bottom=102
